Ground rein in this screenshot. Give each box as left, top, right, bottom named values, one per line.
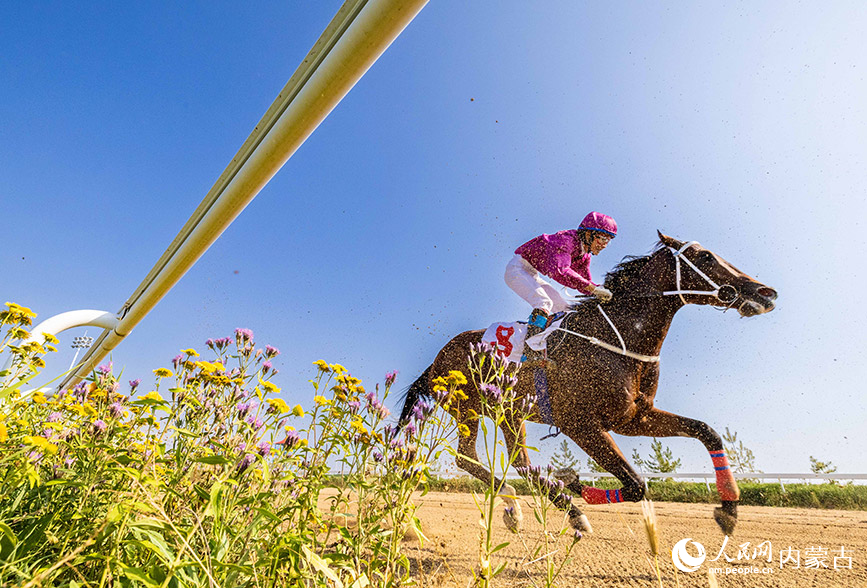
left=551, top=241, right=739, bottom=363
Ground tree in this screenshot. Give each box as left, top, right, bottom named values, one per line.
left=809, top=455, right=837, bottom=475
left=631, top=438, right=681, bottom=474
left=722, top=427, right=759, bottom=473
left=550, top=439, right=581, bottom=471
left=586, top=458, right=607, bottom=473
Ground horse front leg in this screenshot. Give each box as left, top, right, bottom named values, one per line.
left=501, top=417, right=590, bottom=535
left=616, top=408, right=739, bottom=535
left=567, top=429, right=648, bottom=507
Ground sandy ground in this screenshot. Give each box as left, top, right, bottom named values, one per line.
left=402, top=492, right=867, bottom=588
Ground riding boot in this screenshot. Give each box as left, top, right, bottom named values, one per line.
left=522, top=308, right=550, bottom=367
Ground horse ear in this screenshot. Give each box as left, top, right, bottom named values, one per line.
left=657, top=230, right=683, bottom=248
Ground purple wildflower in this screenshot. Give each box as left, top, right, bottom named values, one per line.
left=278, top=430, right=301, bottom=449
left=97, top=362, right=112, bottom=375
left=172, top=354, right=184, bottom=370
left=347, top=400, right=361, bottom=412
left=73, top=382, right=88, bottom=402
left=109, top=402, right=124, bottom=418
left=235, top=328, right=254, bottom=345
left=236, top=402, right=252, bottom=417
left=92, top=419, right=108, bottom=435
left=404, top=422, right=417, bottom=438
left=256, top=441, right=271, bottom=456
left=235, top=453, right=256, bottom=475
left=262, top=361, right=273, bottom=375
left=205, top=338, right=215, bottom=349
left=372, top=450, right=384, bottom=463
left=480, top=382, right=504, bottom=404
left=46, top=411, right=63, bottom=423
left=385, top=371, right=398, bottom=387
left=129, top=379, right=141, bottom=392
left=265, top=345, right=280, bottom=358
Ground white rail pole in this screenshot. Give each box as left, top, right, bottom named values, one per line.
left=58, top=0, right=429, bottom=390
left=1, top=310, right=117, bottom=382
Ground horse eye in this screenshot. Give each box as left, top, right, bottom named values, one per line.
left=699, top=251, right=715, bottom=264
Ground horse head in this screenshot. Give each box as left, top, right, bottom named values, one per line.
left=655, top=231, right=777, bottom=317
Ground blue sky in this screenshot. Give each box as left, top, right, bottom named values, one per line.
left=3, top=2, right=866, bottom=474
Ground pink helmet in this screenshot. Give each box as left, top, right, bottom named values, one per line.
left=578, top=212, right=617, bottom=237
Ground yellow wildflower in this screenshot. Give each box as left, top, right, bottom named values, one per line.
left=32, top=391, right=47, bottom=405
left=292, top=404, right=305, bottom=417
left=313, top=395, right=330, bottom=406
left=44, top=345, right=58, bottom=353
left=141, top=391, right=163, bottom=402
left=458, top=424, right=471, bottom=438
left=0, top=422, right=7, bottom=443
left=446, top=370, right=467, bottom=386
left=330, top=363, right=347, bottom=374
left=41, top=332, right=59, bottom=344
left=9, top=327, right=29, bottom=340
left=23, top=435, right=58, bottom=454
left=267, top=398, right=290, bottom=414
left=262, top=381, right=280, bottom=394
left=195, top=360, right=224, bottom=373
left=153, top=368, right=173, bottom=378
left=182, top=348, right=200, bottom=357
left=312, top=359, right=330, bottom=372
left=82, top=403, right=97, bottom=417
left=30, top=357, right=46, bottom=369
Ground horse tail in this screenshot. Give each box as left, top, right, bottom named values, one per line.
left=398, top=365, right=433, bottom=427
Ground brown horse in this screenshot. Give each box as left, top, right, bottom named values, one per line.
left=399, top=232, right=777, bottom=536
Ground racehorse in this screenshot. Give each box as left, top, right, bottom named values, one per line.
left=399, top=233, right=777, bottom=536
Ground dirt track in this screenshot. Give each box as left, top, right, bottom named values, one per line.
left=405, top=492, right=867, bottom=587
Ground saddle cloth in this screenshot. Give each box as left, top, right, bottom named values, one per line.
left=481, top=315, right=567, bottom=364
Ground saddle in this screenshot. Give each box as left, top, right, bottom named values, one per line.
left=480, top=311, right=568, bottom=365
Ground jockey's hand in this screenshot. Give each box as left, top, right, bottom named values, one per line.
left=592, top=286, right=613, bottom=302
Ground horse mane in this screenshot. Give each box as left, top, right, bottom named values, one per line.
left=601, top=240, right=667, bottom=296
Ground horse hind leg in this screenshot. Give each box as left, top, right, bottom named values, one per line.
left=501, top=419, right=591, bottom=535
left=455, top=416, right=525, bottom=532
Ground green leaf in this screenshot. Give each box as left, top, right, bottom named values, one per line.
left=410, top=516, right=428, bottom=547
left=115, top=563, right=160, bottom=588
left=0, top=522, right=17, bottom=545
left=193, top=455, right=231, bottom=465
left=301, top=545, right=343, bottom=588
left=490, top=541, right=510, bottom=554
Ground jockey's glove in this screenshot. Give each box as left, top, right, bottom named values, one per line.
left=592, top=286, right=613, bottom=302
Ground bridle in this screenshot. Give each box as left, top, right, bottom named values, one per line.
left=662, top=241, right=739, bottom=307
left=547, top=241, right=741, bottom=363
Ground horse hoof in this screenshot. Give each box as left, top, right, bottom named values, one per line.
left=503, top=507, right=521, bottom=533
left=713, top=506, right=737, bottom=536
left=500, top=484, right=523, bottom=533
left=569, top=510, right=593, bottom=534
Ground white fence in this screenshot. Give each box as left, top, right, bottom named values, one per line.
left=425, top=471, right=867, bottom=492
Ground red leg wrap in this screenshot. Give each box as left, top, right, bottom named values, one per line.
left=710, top=450, right=740, bottom=501
left=581, top=485, right=625, bottom=505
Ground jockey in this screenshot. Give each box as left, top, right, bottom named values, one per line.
left=505, top=211, right=617, bottom=363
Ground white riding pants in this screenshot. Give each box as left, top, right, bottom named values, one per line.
left=504, top=255, right=569, bottom=314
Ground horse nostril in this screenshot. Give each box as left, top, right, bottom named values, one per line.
left=757, top=287, right=777, bottom=300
